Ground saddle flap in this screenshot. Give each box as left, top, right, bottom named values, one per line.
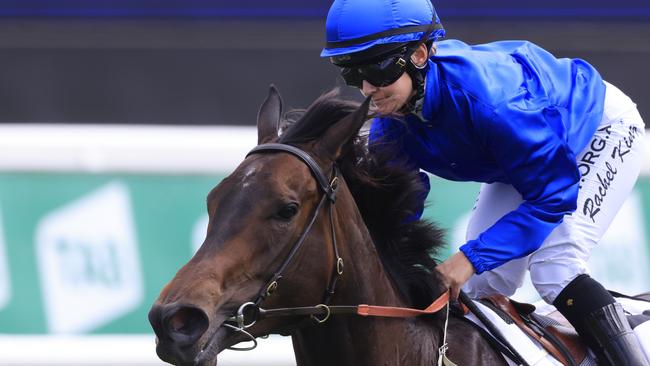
left=482, top=295, right=587, bottom=366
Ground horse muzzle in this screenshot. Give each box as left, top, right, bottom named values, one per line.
left=149, top=301, right=263, bottom=365
left=149, top=302, right=211, bottom=365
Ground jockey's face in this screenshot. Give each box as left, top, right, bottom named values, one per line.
left=360, top=44, right=429, bottom=116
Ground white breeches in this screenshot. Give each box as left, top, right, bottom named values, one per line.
left=463, top=81, right=646, bottom=304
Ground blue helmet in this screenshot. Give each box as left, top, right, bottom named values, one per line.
left=321, top=0, right=445, bottom=59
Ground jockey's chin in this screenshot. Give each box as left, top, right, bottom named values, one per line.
left=370, top=98, right=403, bottom=116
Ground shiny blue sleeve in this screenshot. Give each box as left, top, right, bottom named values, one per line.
left=459, top=102, right=581, bottom=274
left=369, top=118, right=430, bottom=221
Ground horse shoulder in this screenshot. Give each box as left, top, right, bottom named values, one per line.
left=446, top=316, right=509, bottom=365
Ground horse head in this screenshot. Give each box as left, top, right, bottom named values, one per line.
left=148, top=86, right=375, bottom=365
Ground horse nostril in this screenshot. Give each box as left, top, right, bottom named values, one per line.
left=164, top=305, right=209, bottom=346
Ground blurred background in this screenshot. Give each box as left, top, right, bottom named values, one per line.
left=0, top=1, right=649, bottom=365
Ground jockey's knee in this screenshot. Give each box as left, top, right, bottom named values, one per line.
left=529, top=259, right=588, bottom=304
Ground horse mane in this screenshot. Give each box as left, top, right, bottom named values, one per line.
left=279, top=90, right=447, bottom=309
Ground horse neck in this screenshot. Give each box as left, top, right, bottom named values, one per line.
left=291, top=188, right=442, bottom=366
left=332, top=185, right=404, bottom=305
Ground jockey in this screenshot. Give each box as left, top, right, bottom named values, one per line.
left=321, top=0, right=648, bottom=365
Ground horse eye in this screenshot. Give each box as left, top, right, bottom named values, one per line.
left=276, top=203, right=299, bottom=220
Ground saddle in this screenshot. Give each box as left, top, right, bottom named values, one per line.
left=479, top=295, right=587, bottom=366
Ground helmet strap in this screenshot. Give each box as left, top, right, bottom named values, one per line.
left=399, top=46, right=429, bottom=115
left=397, top=20, right=436, bottom=115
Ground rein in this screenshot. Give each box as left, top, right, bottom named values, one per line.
left=211, top=143, right=450, bottom=354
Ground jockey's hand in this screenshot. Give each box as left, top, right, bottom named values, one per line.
left=436, top=251, right=476, bottom=300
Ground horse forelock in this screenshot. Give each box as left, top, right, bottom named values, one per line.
left=277, top=89, right=447, bottom=308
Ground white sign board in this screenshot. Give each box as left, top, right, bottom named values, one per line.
left=36, top=182, right=144, bottom=334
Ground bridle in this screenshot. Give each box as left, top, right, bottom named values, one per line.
left=244, top=143, right=344, bottom=314
left=195, top=142, right=451, bottom=363
left=214, top=142, right=344, bottom=353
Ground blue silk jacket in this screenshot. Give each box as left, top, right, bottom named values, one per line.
left=369, top=39, right=606, bottom=274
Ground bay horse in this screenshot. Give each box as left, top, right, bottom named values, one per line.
left=148, top=86, right=508, bottom=366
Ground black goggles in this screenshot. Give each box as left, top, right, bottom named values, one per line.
left=339, top=53, right=410, bottom=88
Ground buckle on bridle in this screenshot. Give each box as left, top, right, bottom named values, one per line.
left=336, top=257, right=344, bottom=275
left=266, top=280, right=278, bottom=296
left=330, top=176, right=338, bottom=189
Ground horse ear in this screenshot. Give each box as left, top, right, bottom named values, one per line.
left=257, top=85, right=283, bottom=144
left=316, top=96, right=371, bottom=160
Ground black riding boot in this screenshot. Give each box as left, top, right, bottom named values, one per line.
left=585, top=302, right=650, bottom=365
left=553, top=274, right=649, bottom=366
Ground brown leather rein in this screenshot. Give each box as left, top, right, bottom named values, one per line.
left=213, top=143, right=450, bottom=352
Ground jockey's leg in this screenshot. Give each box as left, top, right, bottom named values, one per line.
left=463, top=182, right=528, bottom=298
left=553, top=274, right=649, bottom=366
left=463, top=82, right=648, bottom=364
left=531, top=81, right=647, bottom=365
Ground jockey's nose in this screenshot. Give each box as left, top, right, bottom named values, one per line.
left=362, top=80, right=379, bottom=96
left=149, top=303, right=209, bottom=347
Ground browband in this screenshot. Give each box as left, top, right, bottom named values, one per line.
left=247, top=143, right=338, bottom=202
